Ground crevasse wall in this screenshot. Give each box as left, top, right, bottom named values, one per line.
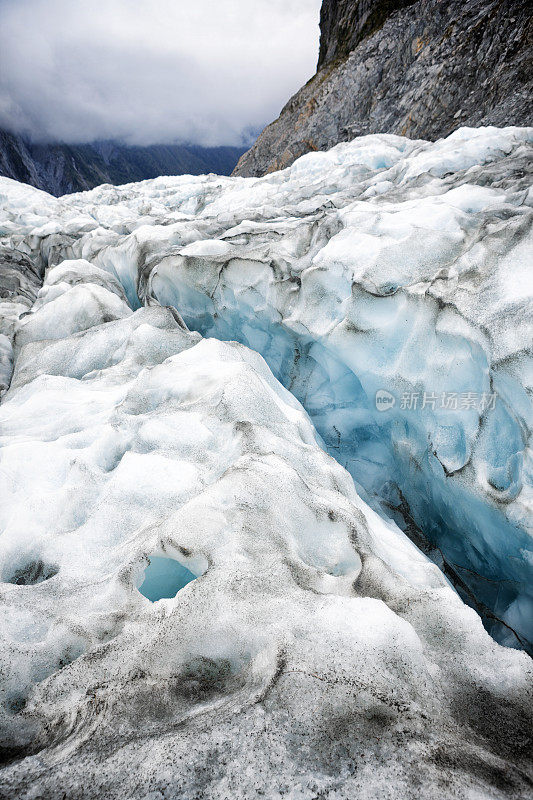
left=149, top=257, right=531, bottom=650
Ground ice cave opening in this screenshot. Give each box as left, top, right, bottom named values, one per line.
left=4, top=559, right=59, bottom=586
left=138, top=556, right=199, bottom=602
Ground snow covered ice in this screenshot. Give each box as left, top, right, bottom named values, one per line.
left=0, top=127, right=532, bottom=798
left=2, top=125, right=530, bottom=646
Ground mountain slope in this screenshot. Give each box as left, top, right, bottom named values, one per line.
left=234, top=0, right=532, bottom=176
left=0, top=128, right=246, bottom=196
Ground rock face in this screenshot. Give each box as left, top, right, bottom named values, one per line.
left=318, top=0, right=418, bottom=68
left=234, top=0, right=532, bottom=177
left=0, top=128, right=246, bottom=197
left=0, top=173, right=532, bottom=799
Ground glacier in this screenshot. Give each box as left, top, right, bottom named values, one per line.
left=2, top=125, right=531, bottom=648
left=0, top=127, right=532, bottom=798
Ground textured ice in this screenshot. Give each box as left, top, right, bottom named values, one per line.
left=0, top=128, right=532, bottom=797
left=2, top=126, right=530, bottom=647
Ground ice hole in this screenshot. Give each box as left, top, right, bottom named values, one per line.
left=138, top=555, right=198, bottom=602
left=5, top=559, right=59, bottom=586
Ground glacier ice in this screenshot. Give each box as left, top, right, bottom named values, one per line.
left=2, top=126, right=530, bottom=647
left=0, top=127, right=532, bottom=797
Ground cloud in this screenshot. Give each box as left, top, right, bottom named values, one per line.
left=0, top=0, right=321, bottom=146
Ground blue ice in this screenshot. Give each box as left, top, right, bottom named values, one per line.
left=149, top=273, right=533, bottom=651
left=139, top=556, right=197, bottom=602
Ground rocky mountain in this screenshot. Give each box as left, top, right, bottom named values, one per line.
left=234, top=0, right=532, bottom=176
left=0, top=128, right=246, bottom=197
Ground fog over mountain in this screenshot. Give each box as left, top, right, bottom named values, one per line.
left=0, top=0, right=321, bottom=147
left=0, top=129, right=247, bottom=196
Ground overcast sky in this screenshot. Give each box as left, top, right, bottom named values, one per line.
left=0, top=0, right=321, bottom=146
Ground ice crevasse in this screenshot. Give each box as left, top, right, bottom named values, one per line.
left=1, top=125, right=530, bottom=647
left=0, top=127, right=532, bottom=798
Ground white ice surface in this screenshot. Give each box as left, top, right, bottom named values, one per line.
left=0, top=129, right=532, bottom=798
left=4, top=126, right=530, bottom=643
left=0, top=256, right=531, bottom=799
